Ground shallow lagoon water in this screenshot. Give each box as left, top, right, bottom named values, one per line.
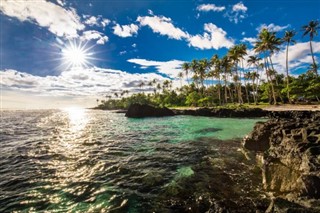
left=0, top=109, right=266, bottom=212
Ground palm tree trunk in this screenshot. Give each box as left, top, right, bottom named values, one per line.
left=285, top=42, right=290, bottom=102
left=245, top=81, right=250, bottom=104
left=186, top=72, right=189, bottom=85
left=252, top=79, right=257, bottom=104
left=224, top=80, right=228, bottom=104
left=268, top=56, right=283, bottom=103
left=228, top=85, right=234, bottom=103
left=218, top=77, right=221, bottom=105
left=309, top=39, right=318, bottom=76
left=265, top=57, right=277, bottom=105
left=234, top=65, right=241, bottom=104
left=240, top=60, right=245, bottom=104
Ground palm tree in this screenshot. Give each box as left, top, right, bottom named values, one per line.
left=191, top=59, right=199, bottom=88
left=228, top=44, right=247, bottom=104
left=178, top=71, right=184, bottom=87
left=156, top=83, right=161, bottom=93
left=283, top=30, right=296, bottom=102
left=243, top=71, right=251, bottom=104
left=221, top=56, right=232, bottom=104
left=162, top=80, right=170, bottom=92
left=247, top=56, right=262, bottom=104
left=138, top=81, right=145, bottom=93
left=251, top=71, right=260, bottom=104
left=182, top=62, right=191, bottom=84
left=254, top=28, right=281, bottom=104
left=211, top=54, right=222, bottom=105
left=198, top=59, right=210, bottom=92
left=302, top=20, right=319, bottom=76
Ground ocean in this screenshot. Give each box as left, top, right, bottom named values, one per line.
left=0, top=109, right=265, bottom=212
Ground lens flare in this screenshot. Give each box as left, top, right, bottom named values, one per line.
left=59, top=40, right=95, bottom=70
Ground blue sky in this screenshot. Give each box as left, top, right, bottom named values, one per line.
left=1, top=0, right=320, bottom=109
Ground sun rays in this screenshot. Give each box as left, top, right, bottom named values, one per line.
left=54, top=40, right=97, bottom=71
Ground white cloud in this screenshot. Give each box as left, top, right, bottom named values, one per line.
left=136, top=13, right=234, bottom=50
left=232, top=2, right=247, bottom=12
left=84, top=16, right=98, bottom=26
left=127, top=58, right=185, bottom=78
left=148, top=9, right=154, bottom=15
left=101, top=18, right=110, bottom=27
left=187, top=23, right=234, bottom=50
left=137, top=15, right=189, bottom=40
left=256, top=23, right=290, bottom=32
left=241, top=42, right=320, bottom=80
left=80, top=30, right=108, bottom=44
left=197, top=4, right=225, bottom=12
left=272, top=41, right=320, bottom=74
left=97, top=36, right=109, bottom=45
left=241, top=37, right=257, bottom=46
left=0, top=67, right=170, bottom=108
left=56, top=0, right=65, bottom=6
left=224, top=2, right=248, bottom=24
left=132, top=43, right=137, bottom=48
left=0, top=0, right=84, bottom=38
left=112, top=23, right=139, bottom=37
left=83, top=15, right=110, bottom=28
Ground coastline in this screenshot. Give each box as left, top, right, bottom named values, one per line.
left=122, top=103, right=320, bottom=118
left=171, top=104, right=320, bottom=112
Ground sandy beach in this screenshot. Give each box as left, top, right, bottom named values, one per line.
left=263, top=104, right=320, bottom=111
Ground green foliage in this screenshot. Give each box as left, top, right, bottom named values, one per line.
left=96, top=21, right=320, bottom=109
left=185, top=91, right=201, bottom=106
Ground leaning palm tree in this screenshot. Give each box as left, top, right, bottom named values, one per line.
left=221, top=56, right=232, bottom=104
left=247, top=56, right=261, bottom=104
left=251, top=71, right=260, bottom=104
left=228, top=44, right=247, bottom=104
left=182, top=62, right=191, bottom=84
left=198, top=59, right=210, bottom=92
left=138, top=81, right=145, bottom=93
left=177, top=71, right=184, bottom=87
left=283, top=30, right=296, bottom=102
left=254, top=28, right=281, bottom=104
left=243, top=71, right=251, bottom=104
left=190, top=59, right=199, bottom=88
left=212, top=54, right=222, bottom=105
left=302, top=20, right=319, bottom=76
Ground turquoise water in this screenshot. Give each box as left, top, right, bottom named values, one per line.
left=0, top=109, right=265, bottom=212
left=127, top=116, right=262, bottom=143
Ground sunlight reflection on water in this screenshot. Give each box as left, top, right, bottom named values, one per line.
left=0, top=110, right=265, bottom=212
left=63, top=107, right=89, bottom=133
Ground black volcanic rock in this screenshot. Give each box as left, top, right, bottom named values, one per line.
left=243, top=110, right=320, bottom=207
left=243, top=121, right=274, bottom=151
left=125, top=104, right=175, bottom=118
left=175, top=107, right=267, bottom=117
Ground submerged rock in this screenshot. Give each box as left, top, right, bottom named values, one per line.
left=125, top=104, right=175, bottom=118
left=243, top=111, right=320, bottom=210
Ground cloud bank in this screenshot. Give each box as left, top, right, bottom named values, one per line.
left=0, top=0, right=84, bottom=38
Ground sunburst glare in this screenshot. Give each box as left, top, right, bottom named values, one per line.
left=59, top=40, right=96, bottom=70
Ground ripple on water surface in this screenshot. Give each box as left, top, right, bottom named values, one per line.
left=0, top=109, right=266, bottom=212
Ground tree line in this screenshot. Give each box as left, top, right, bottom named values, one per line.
left=96, top=20, right=320, bottom=110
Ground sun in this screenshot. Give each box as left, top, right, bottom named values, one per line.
left=60, top=40, right=94, bottom=69
left=63, top=46, right=86, bottom=66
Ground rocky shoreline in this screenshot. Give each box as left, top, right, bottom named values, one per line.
left=243, top=111, right=320, bottom=211
left=125, top=104, right=268, bottom=118
left=125, top=104, right=320, bottom=211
